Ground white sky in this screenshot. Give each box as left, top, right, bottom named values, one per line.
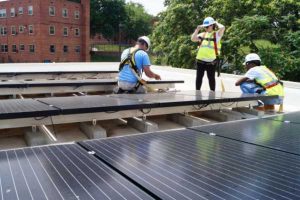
left=125, top=0, right=166, bottom=16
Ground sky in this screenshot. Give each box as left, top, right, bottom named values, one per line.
left=125, top=0, right=166, bottom=16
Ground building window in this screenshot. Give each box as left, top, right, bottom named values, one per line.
left=74, top=11, right=79, bottom=19
left=12, top=45, right=17, bottom=53
left=49, top=6, right=55, bottom=16
left=20, top=44, right=25, bottom=51
left=0, top=9, right=6, bottom=18
left=75, top=46, right=80, bottom=53
left=62, top=8, right=68, bottom=18
left=63, top=27, right=68, bottom=36
left=19, top=25, right=24, bottom=33
left=49, top=26, right=55, bottom=35
left=28, top=6, right=33, bottom=15
left=18, top=7, right=23, bottom=15
left=1, top=45, right=8, bottom=53
left=10, top=8, right=15, bottom=17
left=11, top=26, right=16, bottom=35
left=29, top=25, right=34, bottom=34
left=0, top=27, right=7, bottom=36
left=75, top=28, right=80, bottom=36
left=63, top=45, right=68, bottom=53
left=29, top=44, right=35, bottom=53
left=50, top=45, right=55, bottom=53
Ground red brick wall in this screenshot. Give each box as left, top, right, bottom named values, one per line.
left=0, top=0, right=90, bottom=63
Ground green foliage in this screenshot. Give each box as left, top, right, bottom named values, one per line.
left=152, top=0, right=300, bottom=81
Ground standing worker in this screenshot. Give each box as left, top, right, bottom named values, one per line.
left=116, top=36, right=161, bottom=94
left=235, top=53, right=284, bottom=111
left=191, top=17, right=225, bottom=91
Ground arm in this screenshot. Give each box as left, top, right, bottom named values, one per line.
left=235, top=77, right=250, bottom=86
left=144, top=66, right=161, bottom=80
left=215, top=22, right=225, bottom=38
left=191, top=25, right=203, bottom=42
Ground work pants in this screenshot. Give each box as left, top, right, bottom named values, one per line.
left=195, top=60, right=216, bottom=91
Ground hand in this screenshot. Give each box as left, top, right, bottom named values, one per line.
left=197, top=25, right=203, bottom=30
left=154, top=74, right=161, bottom=80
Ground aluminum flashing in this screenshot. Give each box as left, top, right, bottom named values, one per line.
left=190, top=118, right=300, bottom=155
left=79, top=129, right=300, bottom=200
left=0, top=99, right=59, bottom=119
left=0, top=144, right=153, bottom=200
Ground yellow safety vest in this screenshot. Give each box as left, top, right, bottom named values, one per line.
left=196, top=32, right=221, bottom=62
left=255, top=66, right=284, bottom=97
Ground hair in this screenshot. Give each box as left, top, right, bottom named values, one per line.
left=247, top=60, right=261, bottom=66
left=137, top=39, right=148, bottom=49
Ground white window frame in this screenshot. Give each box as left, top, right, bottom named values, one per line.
left=11, top=26, right=16, bottom=35
left=74, top=10, right=79, bottom=19
left=29, top=44, right=35, bottom=53
left=49, top=6, right=55, bottom=16
left=0, top=9, right=7, bottom=18
left=1, top=26, right=7, bottom=36
left=12, top=44, right=17, bottom=53
left=19, top=44, right=25, bottom=51
left=10, top=8, right=15, bottom=17
left=28, top=25, right=34, bottom=34
left=18, top=7, right=23, bottom=15
left=50, top=45, right=55, bottom=53
left=28, top=6, right=33, bottom=15
left=62, top=8, right=68, bottom=18
left=49, top=25, right=55, bottom=35
left=63, top=27, right=68, bottom=36
left=19, top=25, right=24, bottom=33
left=75, top=28, right=80, bottom=36
left=63, top=45, right=68, bottom=53
left=75, top=45, right=80, bottom=53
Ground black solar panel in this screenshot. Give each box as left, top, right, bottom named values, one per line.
left=190, top=119, right=300, bottom=155
left=79, top=129, right=300, bottom=200
left=0, top=99, right=59, bottom=119
left=37, top=95, right=155, bottom=115
left=264, top=111, right=300, bottom=124
left=0, top=144, right=154, bottom=200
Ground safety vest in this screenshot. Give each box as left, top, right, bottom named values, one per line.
left=196, top=32, right=221, bottom=62
left=255, top=66, right=284, bottom=97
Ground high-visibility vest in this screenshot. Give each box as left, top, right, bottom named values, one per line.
left=255, top=66, right=284, bottom=97
left=196, top=32, right=221, bottom=62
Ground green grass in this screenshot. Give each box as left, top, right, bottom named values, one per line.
left=93, top=44, right=130, bottom=52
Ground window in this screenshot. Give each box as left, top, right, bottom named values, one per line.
left=19, top=25, right=24, bottom=33
left=75, top=46, right=80, bottom=53
left=18, top=7, right=23, bottom=15
left=49, top=26, right=55, bottom=35
left=0, top=9, right=6, bottom=18
left=10, top=8, right=15, bottom=17
left=62, top=8, right=68, bottom=18
left=29, top=44, right=35, bottom=53
left=0, top=27, right=7, bottom=36
left=75, top=28, right=80, bottom=36
left=63, top=27, right=68, bottom=36
left=63, top=45, right=68, bottom=53
left=28, top=25, right=34, bottom=34
left=28, top=6, right=33, bottom=15
left=49, top=6, right=55, bottom=16
left=50, top=45, right=55, bottom=53
left=1, top=45, right=8, bottom=53
left=19, top=44, right=25, bottom=51
left=11, top=26, right=16, bottom=35
left=12, top=45, right=17, bottom=53
left=74, top=10, right=79, bottom=19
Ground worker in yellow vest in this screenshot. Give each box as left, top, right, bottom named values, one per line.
left=235, top=53, right=284, bottom=111
left=191, top=17, right=225, bottom=91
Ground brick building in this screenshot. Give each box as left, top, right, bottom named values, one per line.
left=0, top=0, right=90, bottom=63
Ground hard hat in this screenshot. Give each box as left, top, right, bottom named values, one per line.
left=138, top=36, right=151, bottom=51
left=243, top=53, right=261, bottom=65
left=202, top=17, right=215, bottom=27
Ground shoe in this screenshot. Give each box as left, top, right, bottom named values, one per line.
left=264, top=105, right=275, bottom=111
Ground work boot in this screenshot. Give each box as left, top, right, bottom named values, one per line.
left=264, top=105, right=275, bottom=112
left=255, top=106, right=265, bottom=111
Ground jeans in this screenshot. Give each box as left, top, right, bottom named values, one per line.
left=240, top=82, right=283, bottom=105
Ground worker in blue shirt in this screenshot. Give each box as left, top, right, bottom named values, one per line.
left=116, top=36, right=161, bottom=93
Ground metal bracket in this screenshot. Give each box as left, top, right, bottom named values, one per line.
left=92, top=119, right=97, bottom=126
left=31, top=125, right=37, bottom=133
left=142, top=114, right=147, bottom=121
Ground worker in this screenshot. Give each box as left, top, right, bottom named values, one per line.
left=116, top=36, right=161, bottom=94
left=235, top=53, right=284, bottom=111
left=191, top=17, right=225, bottom=91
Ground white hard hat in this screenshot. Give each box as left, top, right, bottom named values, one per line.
left=202, top=17, right=216, bottom=27
left=138, top=36, right=151, bottom=51
left=243, top=53, right=261, bottom=65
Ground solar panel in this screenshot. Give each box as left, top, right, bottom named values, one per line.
left=0, top=144, right=154, bottom=200
left=79, top=129, right=300, bottom=200
left=0, top=99, right=59, bottom=119
left=190, top=118, right=300, bottom=155
left=264, top=111, right=300, bottom=124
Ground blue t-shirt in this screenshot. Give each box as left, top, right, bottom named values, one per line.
left=119, top=48, right=151, bottom=83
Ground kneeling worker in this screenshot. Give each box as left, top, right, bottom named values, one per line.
left=235, top=53, right=284, bottom=111
left=116, top=36, right=161, bottom=93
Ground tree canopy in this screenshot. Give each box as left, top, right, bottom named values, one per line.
left=152, top=0, right=300, bottom=81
